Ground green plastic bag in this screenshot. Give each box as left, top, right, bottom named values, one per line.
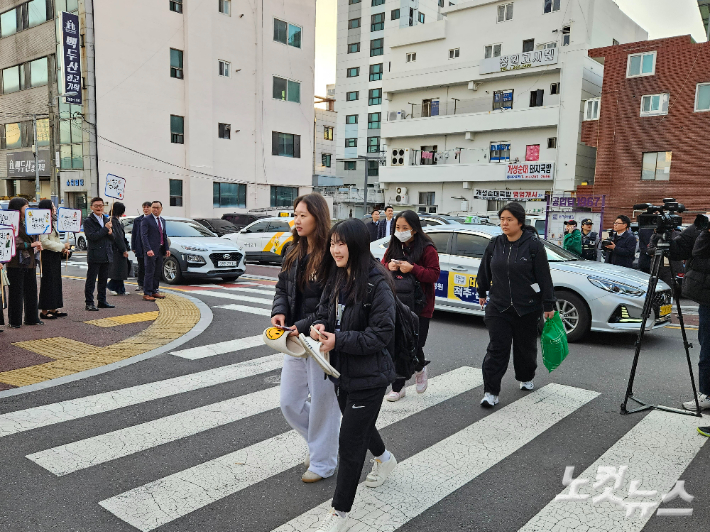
left=541, top=311, right=569, bottom=372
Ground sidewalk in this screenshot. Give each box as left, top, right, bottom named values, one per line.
left=0, top=277, right=201, bottom=391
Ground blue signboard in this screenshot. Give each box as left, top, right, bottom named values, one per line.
left=61, top=12, right=82, bottom=105
left=431, top=100, right=439, bottom=116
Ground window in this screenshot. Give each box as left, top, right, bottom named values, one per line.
left=346, top=91, right=359, bottom=101
left=484, top=44, right=502, bottom=58
left=348, top=43, right=360, bottom=54
left=368, top=88, right=382, bottom=105
left=418, top=12, right=425, bottom=23
left=213, top=183, right=247, bottom=207
left=406, top=52, right=416, bottom=62
left=218, top=0, right=231, bottom=15
left=0, top=7, right=18, bottom=37
left=345, top=138, right=357, bottom=147
left=640, top=93, right=669, bottom=117
left=29, top=57, right=48, bottom=88
left=344, top=161, right=357, bottom=170
left=36, top=118, right=49, bottom=146
left=271, top=186, right=299, bottom=207
left=1, top=64, right=24, bottom=94
left=454, top=234, right=489, bottom=258
left=427, top=232, right=450, bottom=252
left=371, top=38, right=384, bottom=57
left=641, top=152, right=672, bottom=181
left=170, top=49, right=184, bottom=79
left=522, top=39, right=535, bottom=53
left=28, top=0, right=49, bottom=28
left=371, top=12, right=385, bottom=31
left=627, top=51, right=656, bottom=78
left=550, top=82, right=560, bottom=95
left=367, top=136, right=380, bottom=153
left=347, top=67, right=359, bottom=78
left=58, top=117, right=82, bottom=169
left=274, top=19, right=302, bottom=48
left=419, top=191, right=435, bottom=206
left=538, top=41, right=557, bottom=50
left=3, top=123, right=22, bottom=149
left=449, top=48, right=460, bottom=59
left=584, top=98, right=600, bottom=120
left=489, top=142, right=510, bottom=163
left=272, top=132, right=301, bottom=158
left=497, top=2, right=513, bottom=22
left=562, top=25, right=570, bottom=46
left=547, top=137, right=557, bottom=149
left=349, top=0, right=361, bottom=4
left=288, top=23, right=302, bottom=48
left=529, top=89, right=544, bottom=107
left=525, top=144, right=540, bottom=161
left=170, top=0, right=183, bottom=13
left=171, top=115, right=184, bottom=144
left=219, top=60, right=230, bottom=77
left=543, top=0, right=560, bottom=13
left=492, top=89, right=513, bottom=110
left=391, top=9, right=400, bottom=20
left=372, top=0, right=385, bottom=5
left=169, top=180, right=183, bottom=207
left=368, top=112, right=381, bottom=129
left=272, top=76, right=301, bottom=102
left=346, top=114, right=358, bottom=124
left=322, top=154, right=332, bottom=167
left=368, top=160, right=379, bottom=177
left=696, top=83, right=710, bottom=112
left=369, top=63, right=383, bottom=81
left=324, top=126, right=333, bottom=140
left=218, top=123, right=231, bottom=139
left=348, top=18, right=360, bottom=29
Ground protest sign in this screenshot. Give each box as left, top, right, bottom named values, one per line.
left=0, top=225, right=15, bottom=263
left=25, top=209, right=52, bottom=236
left=0, top=210, right=20, bottom=237
left=105, top=174, right=126, bottom=200
left=57, top=208, right=82, bottom=233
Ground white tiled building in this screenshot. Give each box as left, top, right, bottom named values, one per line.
left=313, top=87, right=338, bottom=186
left=380, top=0, right=647, bottom=216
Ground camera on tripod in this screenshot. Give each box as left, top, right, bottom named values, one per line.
left=634, top=198, right=685, bottom=239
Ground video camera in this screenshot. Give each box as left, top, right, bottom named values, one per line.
left=634, top=198, right=685, bottom=235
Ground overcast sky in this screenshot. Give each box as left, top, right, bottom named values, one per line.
left=314, top=0, right=707, bottom=97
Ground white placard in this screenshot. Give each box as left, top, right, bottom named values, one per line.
left=0, top=210, right=20, bottom=237
left=25, top=209, right=52, bottom=236
left=105, top=174, right=126, bottom=200
left=0, top=225, right=15, bottom=263
left=57, top=208, right=82, bottom=233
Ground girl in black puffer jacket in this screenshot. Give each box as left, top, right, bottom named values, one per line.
left=310, top=218, right=397, bottom=532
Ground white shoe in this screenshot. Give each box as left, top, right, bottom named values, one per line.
left=304, top=453, right=310, bottom=468
left=316, top=508, right=348, bottom=532
left=415, top=367, right=428, bottom=393
left=480, top=392, right=499, bottom=408
left=365, top=453, right=397, bottom=488
left=386, top=388, right=406, bottom=402
left=301, top=470, right=323, bottom=483
left=683, top=393, right=710, bottom=411
left=519, top=381, right=534, bottom=391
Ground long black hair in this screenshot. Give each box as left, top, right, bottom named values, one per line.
left=282, top=193, right=330, bottom=289
left=8, top=197, right=28, bottom=212
left=383, top=210, right=436, bottom=264
left=318, top=218, right=393, bottom=305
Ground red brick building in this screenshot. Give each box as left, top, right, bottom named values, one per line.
left=579, top=36, right=710, bottom=221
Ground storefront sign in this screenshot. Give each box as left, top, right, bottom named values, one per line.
left=480, top=48, right=558, bottom=75
left=473, top=189, right=547, bottom=201
left=550, top=195, right=605, bottom=208
left=506, top=162, right=554, bottom=180
left=6, top=151, right=50, bottom=178
left=61, top=12, right=82, bottom=104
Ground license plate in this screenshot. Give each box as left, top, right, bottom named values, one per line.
left=659, top=304, right=672, bottom=317
left=218, top=261, right=237, bottom=267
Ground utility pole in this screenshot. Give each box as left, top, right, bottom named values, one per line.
left=48, top=82, right=58, bottom=206
left=363, top=156, right=369, bottom=215
left=33, top=115, right=40, bottom=201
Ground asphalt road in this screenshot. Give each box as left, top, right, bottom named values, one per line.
left=0, top=256, right=707, bottom=532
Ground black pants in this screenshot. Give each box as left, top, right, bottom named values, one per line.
left=392, top=316, right=431, bottom=393
left=143, top=254, right=163, bottom=295
left=482, top=306, right=539, bottom=395
left=7, top=267, right=39, bottom=326
left=332, top=385, right=387, bottom=513
left=85, top=262, right=110, bottom=306
left=135, top=255, right=145, bottom=288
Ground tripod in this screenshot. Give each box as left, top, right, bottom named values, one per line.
left=621, top=235, right=702, bottom=417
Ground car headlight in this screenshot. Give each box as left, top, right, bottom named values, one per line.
left=182, top=245, right=208, bottom=252
left=186, top=254, right=206, bottom=264
left=587, top=276, right=645, bottom=297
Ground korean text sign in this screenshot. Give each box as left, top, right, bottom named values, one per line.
left=506, top=162, right=555, bottom=180
left=105, top=174, right=126, bottom=200
left=25, top=209, right=52, bottom=236
left=61, top=12, right=82, bottom=105
left=57, top=208, right=82, bottom=233
left=0, top=225, right=15, bottom=263
left=0, top=210, right=20, bottom=237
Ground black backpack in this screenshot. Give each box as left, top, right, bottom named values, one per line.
left=391, top=272, right=425, bottom=315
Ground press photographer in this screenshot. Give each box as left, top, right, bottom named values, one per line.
left=603, top=215, right=636, bottom=268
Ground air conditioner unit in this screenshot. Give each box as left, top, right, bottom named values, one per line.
left=395, top=194, right=409, bottom=204
left=388, top=111, right=398, bottom=121
left=391, top=149, right=405, bottom=166
left=395, top=187, right=408, bottom=195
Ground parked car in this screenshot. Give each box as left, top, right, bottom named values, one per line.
left=418, top=214, right=467, bottom=226
left=220, top=213, right=267, bottom=231
left=371, top=224, right=672, bottom=342
left=220, top=216, right=294, bottom=263
left=61, top=225, right=87, bottom=250
left=193, top=218, right=240, bottom=237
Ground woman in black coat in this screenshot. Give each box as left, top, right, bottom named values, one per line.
left=107, top=202, right=129, bottom=295
left=38, top=199, right=70, bottom=319
left=310, top=218, right=397, bottom=531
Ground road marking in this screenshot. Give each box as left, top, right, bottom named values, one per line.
left=85, top=311, right=160, bottom=328
left=214, top=304, right=272, bottom=316
left=188, top=290, right=273, bottom=306
left=270, top=383, right=599, bottom=532
left=27, top=386, right=282, bottom=476
left=99, top=367, right=483, bottom=532
left=189, top=282, right=263, bottom=288
left=0, top=354, right=283, bottom=438
left=170, top=335, right=264, bottom=360
left=240, top=274, right=278, bottom=282
left=519, top=410, right=708, bottom=532
left=223, top=286, right=276, bottom=296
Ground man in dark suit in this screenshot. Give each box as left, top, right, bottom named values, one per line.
left=376, top=205, right=395, bottom=240
left=84, top=197, right=115, bottom=311
left=131, top=201, right=153, bottom=292
left=367, top=209, right=380, bottom=242
left=141, top=200, right=170, bottom=302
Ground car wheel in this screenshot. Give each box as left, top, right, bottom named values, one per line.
left=221, top=275, right=240, bottom=282
left=77, top=237, right=87, bottom=250
left=554, top=290, right=590, bottom=343
left=162, top=257, right=183, bottom=284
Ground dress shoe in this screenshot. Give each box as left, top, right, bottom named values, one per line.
left=51, top=311, right=68, bottom=318
left=86, top=304, right=99, bottom=311
left=9, top=324, right=22, bottom=329
left=25, top=320, right=44, bottom=325
left=152, top=293, right=166, bottom=299
left=40, top=312, right=58, bottom=320
left=143, top=295, right=156, bottom=301
left=97, top=302, right=116, bottom=309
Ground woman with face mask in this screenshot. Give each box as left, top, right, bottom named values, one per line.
left=381, top=210, right=440, bottom=401
left=38, top=199, right=71, bottom=320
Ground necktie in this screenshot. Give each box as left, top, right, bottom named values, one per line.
left=158, top=217, right=164, bottom=245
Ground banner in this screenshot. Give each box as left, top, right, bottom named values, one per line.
left=105, top=174, right=126, bottom=200
left=61, top=12, right=82, bottom=105
left=506, top=162, right=555, bottom=180
left=480, top=48, right=558, bottom=75
left=0, top=210, right=20, bottom=237
left=25, top=209, right=52, bottom=236
left=57, top=208, right=82, bottom=233
left=6, top=150, right=50, bottom=177
left=473, top=189, right=546, bottom=201
left=0, top=225, right=15, bottom=263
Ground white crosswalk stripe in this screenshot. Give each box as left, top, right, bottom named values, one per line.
left=223, top=286, right=276, bottom=296
left=188, top=290, right=273, bottom=306
left=215, top=304, right=273, bottom=316
left=170, top=334, right=265, bottom=360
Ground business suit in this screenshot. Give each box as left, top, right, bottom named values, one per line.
left=84, top=213, right=114, bottom=306
left=131, top=215, right=146, bottom=288
left=141, top=215, right=169, bottom=296
left=376, top=217, right=395, bottom=240
left=367, top=220, right=379, bottom=242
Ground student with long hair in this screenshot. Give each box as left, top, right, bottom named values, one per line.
left=382, top=210, right=440, bottom=401
left=271, top=193, right=340, bottom=483
left=38, top=199, right=70, bottom=319
left=107, top=202, right=130, bottom=296
left=310, top=218, right=398, bottom=532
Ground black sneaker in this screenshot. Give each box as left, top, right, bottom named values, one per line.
left=98, top=302, right=116, bottom=309
left=698, top=427, right=710, bottom=437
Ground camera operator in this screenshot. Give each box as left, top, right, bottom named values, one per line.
left=603, top=215, right=636, bottom=268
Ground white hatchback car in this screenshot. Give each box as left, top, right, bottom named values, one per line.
left=220, top=216, right=294, bottom=263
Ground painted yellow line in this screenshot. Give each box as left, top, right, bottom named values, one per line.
left=85, top=311, right=159, bottom=328
left=665, top=325, right=699, bottom=330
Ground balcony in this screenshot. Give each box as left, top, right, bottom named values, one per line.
left=380, top=161, right=508, bottom=184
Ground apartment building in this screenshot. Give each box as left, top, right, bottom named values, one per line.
left=579, top=36, right=710, bottom=218
left=93, top=0, right=316, bottom=217
left=314, top=85, right=338, bottom=187
left=0, top=0, right=97, bottom=210
left=379, top=0, right=647, bottom=216
left=699, top=0, right=709, bottom=40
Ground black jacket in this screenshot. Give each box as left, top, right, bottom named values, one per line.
left=84, top=213, right=114, bottom=264
left=682, top=230, right=710, bottom=305
left=477, top=228, right=555, bottom=315
left=108, top=217, right=129, bottom=280
left=604, top=230, right=636, bottom=268
left=670, top=224, right=701, bottom=262
left=271, top=255, right=323, bottom=335
left=376, top=218, right=395, bottom=240
left=313, top=267, right=396, bottom=392
left=131, top=215, right=145, bottom=257
left=581, top=230, right=599, bottom=261
left=367, top=220, right=379, bottom=242
left=637, top=228, right=654, bottom=272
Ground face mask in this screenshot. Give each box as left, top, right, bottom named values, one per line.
left=395, top=230, right=412, bottom=242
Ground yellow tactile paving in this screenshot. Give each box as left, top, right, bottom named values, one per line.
left=0, top=293, right=200, bottom=388
left=85, top=311, right=160, bottom=328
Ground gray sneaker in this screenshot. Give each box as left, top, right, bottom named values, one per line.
left=682, top=393, right=710, bottom=411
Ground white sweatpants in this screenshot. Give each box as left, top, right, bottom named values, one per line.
left=280, top=354, right=341, bottom=478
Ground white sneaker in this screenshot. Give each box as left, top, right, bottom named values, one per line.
left=415, top=367, right=428, bottom=394
left=480, top=392, right=499, bottom=408
left=386, top=388, right=406, bottom=402
left=304, top=453, right=310, bottom=468
left=682, top=393, right=710, bottom=411
left=365, top=453, right=397, bottom=488
left=519, top=381, right=534, bottom=391
left=316, top=508, right=348, bottom=532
